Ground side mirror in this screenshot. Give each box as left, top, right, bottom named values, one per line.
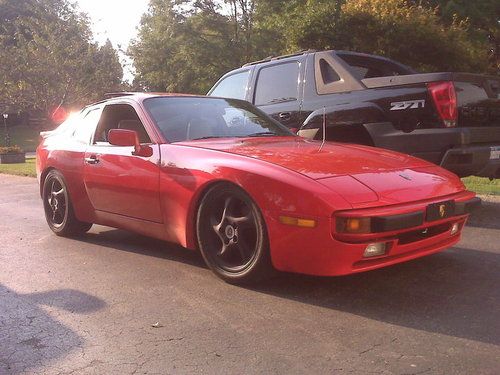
left=108, top=129, right=153, bottom=157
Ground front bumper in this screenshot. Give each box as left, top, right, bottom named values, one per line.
left=441, top=145, right=500, bottom=178
left=268, top=191, right=479, bottom=276
left=365, top=123, right=500, bottom=177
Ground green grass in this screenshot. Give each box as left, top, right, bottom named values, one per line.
left=3, top=126, right=42, bottom=152
left=462, top=176, right=500, bottom=195
left=0, top=156, right=498, bottom=195
left=0, top=158, right=36, bottom=177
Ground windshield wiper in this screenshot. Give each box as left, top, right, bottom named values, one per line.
left=246, top=131, right=278, bottom=137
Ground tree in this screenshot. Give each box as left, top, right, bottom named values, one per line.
left=260, top=0, right=490, bottom=73
left=0, top=0, right=123, bottom=115
left=130, top=0, right=495, bottom=94
left=130, top=0, right=267, bottom=93
left=412, top=0, right=499, bottom=73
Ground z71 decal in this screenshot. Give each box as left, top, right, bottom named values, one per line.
left=390, top=99, right=425, bottom=111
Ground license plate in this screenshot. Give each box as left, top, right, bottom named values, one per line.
left=490, top=147, right=500, bottom=160
left=426, top=200, right=455, bottom=222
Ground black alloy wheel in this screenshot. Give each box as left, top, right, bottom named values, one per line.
left=196, top=183, right=273, bottom=284
left=42, top=170, right=92, bottom=236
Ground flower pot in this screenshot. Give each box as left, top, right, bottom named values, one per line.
left=0, top=152, right=26, bottom=164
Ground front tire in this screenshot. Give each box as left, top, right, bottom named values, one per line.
left=42, top=170, right=92, bottom=237
left=196, top=183, right=273, bottom=284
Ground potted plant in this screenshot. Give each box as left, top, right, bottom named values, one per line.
left=0, top=145, right=26, bottom=164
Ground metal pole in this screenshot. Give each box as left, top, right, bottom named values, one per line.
left=2, top=114, right=9, bottom=147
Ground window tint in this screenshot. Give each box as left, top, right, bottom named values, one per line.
left=73, top=108, right=102, bottom=144
left=337, top=54, right=415, bottom=79
left=319, top=59, right=340, bottom=84
left=210, top=70, right=250, bottom=100
left=93, top=104, right=151, bottom=144
left=144, top=97, right=292, bottom=143
left=254, top=62, right=300, bottom=106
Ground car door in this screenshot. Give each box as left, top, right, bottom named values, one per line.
left=251, top=60, right=304, bottom=129
left=83, top=102, right=162, bottom=223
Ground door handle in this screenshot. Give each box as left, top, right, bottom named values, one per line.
left=84, top=155, right=99, bottom=165
left=278, top=112, right=292, bottom=121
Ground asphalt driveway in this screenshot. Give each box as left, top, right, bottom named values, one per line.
left=0, top=174, right=499, bottom=374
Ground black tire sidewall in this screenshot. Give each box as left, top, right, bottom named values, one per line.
left=43, top=170, right=71, bottom=234
left=42, top=170, right=91, bottom=236
left=196, top=183, right=272, bottom=284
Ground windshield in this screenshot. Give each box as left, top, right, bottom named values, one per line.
left=143, top=97, right=294, bottom=142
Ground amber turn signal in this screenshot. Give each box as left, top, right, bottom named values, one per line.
left=279, top=216, right=316, bottom=228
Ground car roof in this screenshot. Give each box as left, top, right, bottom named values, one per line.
left=84, top=92, right=204, bottom=108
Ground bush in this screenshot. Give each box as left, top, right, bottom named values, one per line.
left=276, top=0, right=490, bottom=73
left=0, top=146, right=23, bottom=154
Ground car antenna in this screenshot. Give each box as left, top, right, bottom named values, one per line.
left=319, top=106, right=326, bottom=152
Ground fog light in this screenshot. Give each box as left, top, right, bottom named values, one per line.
left=450, top=223, right=460, bottom=235
left=364, top=242, right=387, bottom=258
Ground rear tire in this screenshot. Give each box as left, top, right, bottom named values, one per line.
left=42, top=170, right=92, bottom=237
left=196, top=183, right=274, bottom=284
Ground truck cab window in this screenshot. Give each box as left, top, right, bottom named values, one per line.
left=254, top=62, right=300, bottom=106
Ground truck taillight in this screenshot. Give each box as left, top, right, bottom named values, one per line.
left=427, top=81, right=457, bottom=127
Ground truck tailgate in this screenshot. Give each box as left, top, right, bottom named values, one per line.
left=455, top=73, right=500, bottom=128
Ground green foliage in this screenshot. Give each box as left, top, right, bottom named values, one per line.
left=264, top=0, right=490, bottom=73
left=6, top=125, right=40, bottom=152
left=0, top=157, right=35, bottom=176
left=131, top=0, right=495, bottom=94
left=130, top=0, right=256, bottom=93
left=0, top=0, right=124, bottom=114
left=414, top=0, right=499, bottom=31
left=462, top=176, right=500, bottom=196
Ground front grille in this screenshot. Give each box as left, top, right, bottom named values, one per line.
left=397, top=222, right=452, bottom=245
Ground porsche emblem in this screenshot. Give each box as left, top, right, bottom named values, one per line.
left=439, top=204, right=446, bottom=218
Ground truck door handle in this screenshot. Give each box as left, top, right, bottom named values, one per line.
left=84, top=155, right=99, bottom=165
left=278, top=112, right=292, bottom=121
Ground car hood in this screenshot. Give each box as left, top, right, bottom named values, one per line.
left=183, top=137, right=464, bottom=205
left=184, top=136, right=431, bottom=179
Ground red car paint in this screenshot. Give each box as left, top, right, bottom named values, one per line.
left=37, top=93, right=477, bottom=276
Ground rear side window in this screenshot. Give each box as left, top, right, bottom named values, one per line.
left=210, top=70, right=250, bottom=100
left=72, top=108, right=102, bottom=144
left=319, top=58, right=340, bottom=84
left=254, top=62, right=300, bottom=106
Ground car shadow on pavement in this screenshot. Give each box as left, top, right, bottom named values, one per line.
left=0, top=285, right=106, bottom=374
left=70, top=204, right=499, bottom=349
left=83, top=228, right=206, bottom=268
left=250, top=246, right=500, bottom=347
left=466, top=200, right=500, bottom=229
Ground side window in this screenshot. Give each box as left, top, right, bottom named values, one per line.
left=93, top=104, right=151, bottom=144
left=319, top=58, right=340, bottom=84
left=254, top=62, right=300, bottom=106
left=73, top=108, right=102, bottom=144
left=210, top=70, right=250, bottom=100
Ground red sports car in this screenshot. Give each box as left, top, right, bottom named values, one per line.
left=37, top=93, right=480, bottom=283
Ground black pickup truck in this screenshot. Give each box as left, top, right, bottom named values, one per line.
left=208, top=50, right=500, bottom=178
